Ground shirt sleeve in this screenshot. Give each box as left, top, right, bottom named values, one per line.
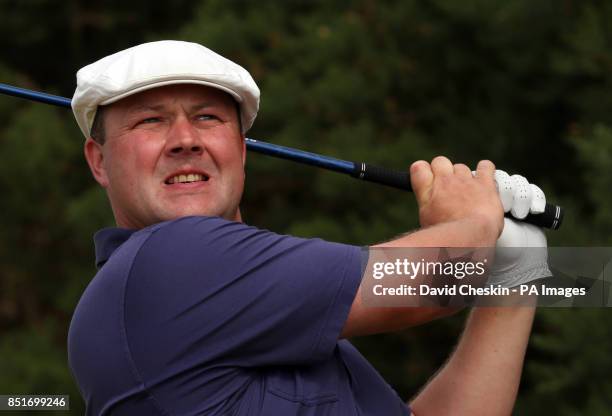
left=125, top=216, right=365, bottom=370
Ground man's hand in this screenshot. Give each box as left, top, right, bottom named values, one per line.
left=409, top=170, right=547, bottom=415
left=490, top=218, right=551, bottom=289
left=478, top=170, right=552, bottom=288
left=341, top=157, right=509, bottom=339
left=495, top=170, right=546, bottom=218
left=410, top=157, right=504, bottom=239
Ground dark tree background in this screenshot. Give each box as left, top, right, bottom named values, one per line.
left=1, top=1, right=611, bottom=414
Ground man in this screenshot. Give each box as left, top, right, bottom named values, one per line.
left=68, top=40, right=549, bottom=415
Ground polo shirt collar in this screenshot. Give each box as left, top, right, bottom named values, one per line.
left=93, top=227, right=136, bottom=269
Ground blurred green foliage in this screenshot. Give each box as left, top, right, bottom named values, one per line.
left=1, top=1, right=612, bottom=414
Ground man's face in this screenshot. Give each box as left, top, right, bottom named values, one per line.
left=84, top=84, right=246, bottom=229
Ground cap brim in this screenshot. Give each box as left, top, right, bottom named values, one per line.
left=99, top=79, right=244, bottom=106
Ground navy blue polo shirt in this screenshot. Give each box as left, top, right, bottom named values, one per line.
left=68, top=216, right=411, bottom=415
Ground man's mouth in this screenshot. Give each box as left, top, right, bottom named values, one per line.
left=164, top=173, right=210, bottom=185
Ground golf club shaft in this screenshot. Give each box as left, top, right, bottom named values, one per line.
left=0, top=82, right=564, bottom=230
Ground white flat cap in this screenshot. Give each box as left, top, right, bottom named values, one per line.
left=72, top=40, right=260, bottom=138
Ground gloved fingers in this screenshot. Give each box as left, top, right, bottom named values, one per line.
left=495, top=170, right=513, bottom=212
left=495, top=169, right=548, bottom=218
left=509, top=174, right=531, bottom=219
left=530, top=184, right=546, bottom=214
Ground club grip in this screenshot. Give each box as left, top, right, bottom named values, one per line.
left=350, top=162, right=564, bottom=230
left=350, top=162, right=412, bottom=191
left=511, top=202, right=564, bottom=230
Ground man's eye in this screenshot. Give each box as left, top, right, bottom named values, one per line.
left=196, top=114, right=216, bottom=121
left=139, top=117, right=161, bottom=124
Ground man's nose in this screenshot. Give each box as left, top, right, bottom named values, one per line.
left=165, top=117, right=204, bottom=156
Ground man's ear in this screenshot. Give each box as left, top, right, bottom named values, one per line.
left=84, top=138, right=109, bottom=188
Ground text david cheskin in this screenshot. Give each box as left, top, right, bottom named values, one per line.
left=372, top=258, right=487, bottom=280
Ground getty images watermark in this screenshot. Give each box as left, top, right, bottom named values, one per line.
left=361, top=247, right=612, bottom=307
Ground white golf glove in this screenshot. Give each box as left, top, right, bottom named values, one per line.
left=488, top=170, right=552, bottom=288
left=494, top=170, right=547, bottom=219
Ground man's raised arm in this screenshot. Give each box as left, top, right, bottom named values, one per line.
left=342, top=157, right=503, bottom=337
left=340, top=156, right=549, bottom=415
